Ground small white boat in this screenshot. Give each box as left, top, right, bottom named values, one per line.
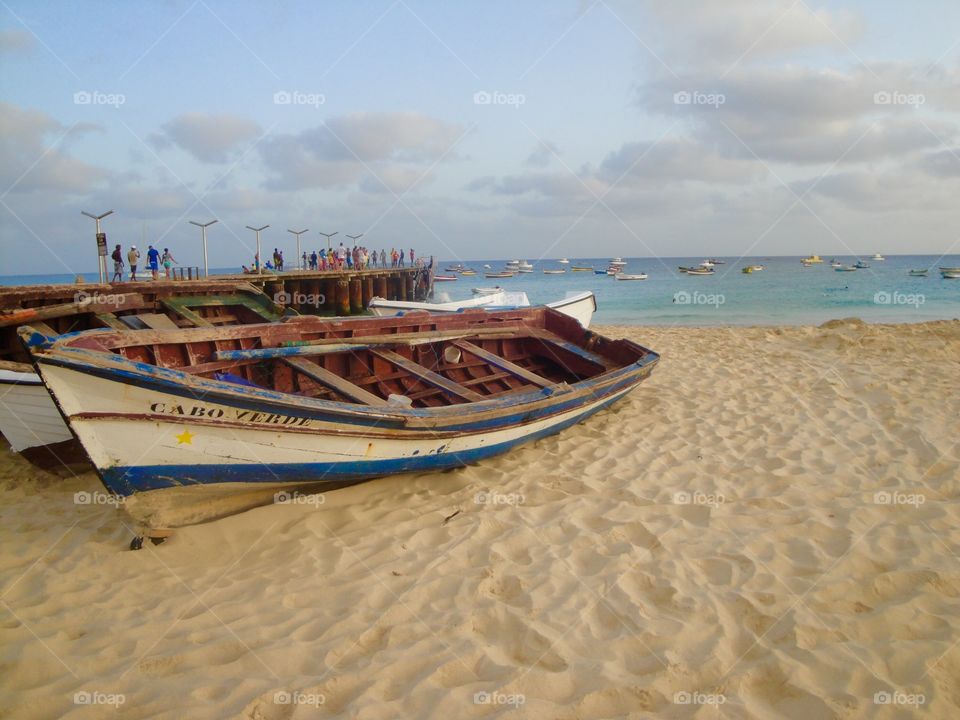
left=830, top=260, right=843, bottom=268
left=614, top=273, right=647, bottom=281
left=872, top=254, right=885, bottom=261
left=543, top=269, right=565, bottom=275
left=685, top=268, right=714, bottom=276
left=517, top=261, right=534, bottom=272
left=472, top=286, right=502, bottom=295
left=558, top=258, right=569, bottom=264
left=483, top=264, right=492, bottom=269
left=371, top=291, right=596, bottom=328
left=907, top=269, right=928, bottom=277
left=699, top=260, right=715, bottom=268
left=940, top=266, right=960, bottom=279
left=609, top=258, right=627, bottom=267
left=835, top=265, right=857, bottom=272
left=370, top=291, right=507, bottom=314
left=434, top=275, right=458, bottom=282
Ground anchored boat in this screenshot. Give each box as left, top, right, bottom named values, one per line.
left=23, top=308, right=658, bottom=527
left=369, top=291, right=596, bottom=328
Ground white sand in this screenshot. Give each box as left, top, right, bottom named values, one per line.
left=1, top=319, right=958, bottom=719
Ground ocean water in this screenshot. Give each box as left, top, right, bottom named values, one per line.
left=2, top=256, right=958, bottom=326
left=433, top=255, right=960, bottom=326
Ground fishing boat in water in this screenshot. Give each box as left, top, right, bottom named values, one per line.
left=543, top=269, right=565, bottom=275
left=614, top=273, right=647, bottom=281
left=571, top=265, right=593, bottom=272
left=684, top=268, right=715, bottom=276
left=835, top=265, right=857, bottom=272
left=908, top=269, right=928, bottom=277
left=558, top=258, right=570, bottom=264
left=22, top=308, right=658, bottom=529
left=854, top=261, right=870, bottom=269
left=940, top=267, right=960, bottom=279
left=485, top=271, right=514, bottom=279
left=433, top=275, right=458, bottom=282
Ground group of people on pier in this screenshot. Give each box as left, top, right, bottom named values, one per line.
left=295, top=245, right=417, bottom=272
left=110, top=244, right=177, bottom=281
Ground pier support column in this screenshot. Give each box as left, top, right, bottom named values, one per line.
left=336, top=280, right=350, bottom=316
left=349, top=278, right=363, bottom=314
left=405, top=273, right=415, bottom=301
left=374, top=277, right=388, bottom=299
left=323, top=280, right=336, bottom=313
left=362, top=278, right=374, bottom=309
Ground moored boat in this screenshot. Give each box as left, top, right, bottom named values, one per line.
left=23, top=308, right=657, bottom=527
left=940, top=267, right=960, bottom=279
left=685, top=268, right=714, bottom=276
left=558, top=258, right=569, bottom=264
left=543, top=269, right=565, bottom=274
left=835, top=265, right=857, bottom=272
left=872, top=253, right=885, bottom=261
left=802, top=255, right=824, bottom=264
left=485, top=271, right=514, bottom=279
left=614, top=273, right=647, bottom=280
left=370, top=291, right=596, bottom=328
left=854, top=261, right=870, bottom=269
left=434, top=275, right=458, bottom=281
left=571, top=265, right=593, bottom=272
left=908, top=269, right=928, bottom=277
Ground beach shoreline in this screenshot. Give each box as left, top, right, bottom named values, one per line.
left=1, top=319, right=958, bottom=718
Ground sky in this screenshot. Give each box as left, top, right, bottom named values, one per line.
left=1, top=0, right=959, bottom=275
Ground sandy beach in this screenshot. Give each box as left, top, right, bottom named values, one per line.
left=1, top=319, right=958, bottom=719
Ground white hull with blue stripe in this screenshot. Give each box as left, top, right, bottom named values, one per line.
left=23, top=307, right=658, bottom=527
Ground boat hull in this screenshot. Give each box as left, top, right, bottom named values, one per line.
left=35, top=355, right=649, bottom=518
left=0, top=369, right=72, bottom=452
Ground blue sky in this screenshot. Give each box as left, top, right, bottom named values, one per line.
left=2, top=0, right=959, bottom=274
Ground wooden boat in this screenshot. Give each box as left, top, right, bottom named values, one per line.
left=941, top=267, right=960, bottom=279
left=444, top=265, right=464, bottom=272
left=459, top=270, right=477, bottom=276
left=594, top=269, right=608, bottom=275
left=835, top=265, right=857, bottom=272
left=741, top=266, right=754, bottom=274
left=908, top=269, right=928, bottom=277
left=571, top=265, right=593, bottom=272
left=23, top=308, right=658, bottom=528
left=802, top=255, right=824, bottom=264
left=543, top=269, right=565, bottom=275
left=370, top=291, right=596, bottom=329
left=872, top=254, right=885, bottom=261
left=434, top=275, right=458, bottom=282
left=614, top=273, right=647, bottom=281
left=0, top=282, right=287, bottom=461
left=684, top=268, right=714, bottom=276
left=472, top=286, right=502, bottom=295
left=558, top=258, right=569, bottom=264
left=854, top=261, right=870, bottom=269
left=485, top=272, right=514, bottom=279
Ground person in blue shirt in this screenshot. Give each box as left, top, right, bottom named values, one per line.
left=146, top=245, right=161, bottom=280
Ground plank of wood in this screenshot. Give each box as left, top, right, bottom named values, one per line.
left=94, top=313, right=129, bottom=331
left=451, top=340, right=555, bottom=388
left=371, top=349, right=485, bottom=402
left=137, top=313, right=181, bottom=330
left=284, top=357, right=388, bottom=406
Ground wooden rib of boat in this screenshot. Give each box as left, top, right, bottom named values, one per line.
left=0, top=283, right=288, bottom=459
left=22, top=308, right=659, bottom=527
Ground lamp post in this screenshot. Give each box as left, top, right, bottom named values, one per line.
left=189, top=219, right=217, bottom=278
left=346, top=233, right=363, bottom=244
left=318, top=231, right=338, bottom=252
left=81, top=209, right=114, bottom=283
left=288, top=228, right=308, bottom=270
left=245, top=224, right=269, bottom=272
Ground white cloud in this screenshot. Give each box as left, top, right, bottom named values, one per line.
left=151, top=112, right=262, bottom=163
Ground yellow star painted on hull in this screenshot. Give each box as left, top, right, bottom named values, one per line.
left=175, top=429, right=195, bottom=445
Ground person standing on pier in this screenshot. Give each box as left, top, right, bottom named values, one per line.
left=410, top=248, right=415, bottom=266
left=398, top=248, right=405, bottom=267
left=127, top=245, right=141, bottom=281
left=381, top=249, right=387, bottom=267
left=111, top=244, right=124, bottom=282
left=146, top=245, right=160, bottom=280
left=161, top=248, right=177, bottom=278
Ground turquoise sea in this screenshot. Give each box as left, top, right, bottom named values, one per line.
left=2, top=255, right=958, bottom=326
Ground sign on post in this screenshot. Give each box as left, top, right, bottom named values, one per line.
left=96, top=232, right=107, bottom=256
